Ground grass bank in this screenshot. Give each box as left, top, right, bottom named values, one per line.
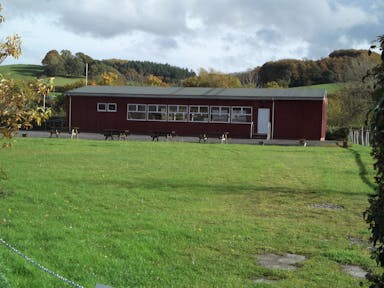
left=0, top=138, right=378, bottom=287
left=0, top=64, right=84, bottom=87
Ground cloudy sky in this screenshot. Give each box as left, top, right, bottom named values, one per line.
left=1, top=0, right=383, bottom=73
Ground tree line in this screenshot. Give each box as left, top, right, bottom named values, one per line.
left=41, top=49, right=195, bottom=85
left=236, top=49, right=382, bottom=88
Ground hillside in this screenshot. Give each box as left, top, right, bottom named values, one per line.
left=2, top=48, right=380, bottom=90
left=0, top=64, right=44, bottom=80
left=41, top=50, right=196, bottom=85
left=0, top=64, right=84, bottom=88
left=235, top=49, right=381, bottom=88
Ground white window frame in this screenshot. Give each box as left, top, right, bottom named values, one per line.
left=168, top=105, right=188, bottom=122
left=127, top=104, right=147, bottom=121
left=189, top=105, right=209, bottom=122
left=147, top=104, right=168, bottom=121
left=97, top=103, right=107, bottom=112
left=97, top=102, right=117, bottom=112
left=210, top=106, right=230, bottom=123
left=231, top=106, right=252, bottom=123
left=107, top=103, right=117, bottom=112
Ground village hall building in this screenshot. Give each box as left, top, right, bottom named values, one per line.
left=65, top=86, right=327, bottom=140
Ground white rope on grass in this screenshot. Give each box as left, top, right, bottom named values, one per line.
left=0, top=238, right=85, bottom=288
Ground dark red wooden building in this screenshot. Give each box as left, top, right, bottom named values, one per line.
left=66, top=86, right=327, bottom=140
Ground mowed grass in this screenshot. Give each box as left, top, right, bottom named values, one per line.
left=0, top=138, right=379, bottom=287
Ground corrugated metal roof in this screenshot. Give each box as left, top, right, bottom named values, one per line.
left=65, top=86, right=326, bottom=100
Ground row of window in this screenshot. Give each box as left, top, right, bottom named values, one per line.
left=97, top=103, right=117, bottom=112
left=96, top=102, right=253, bottom=123
left=127, top=104, right=253, bottom=123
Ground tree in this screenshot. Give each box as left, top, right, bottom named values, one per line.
left=327, top=82, right=375, bottom=128
left=98, top=71, right=125, bottom=85
left=0, top=4, right=52, bottom=142
left=364, top=35, right=384, bottom=287
left=183, top=69, right=242, bottom=88
left=145, top=74, right=169, bottom=87
left=0, top=78, right=53, bottom=139
left=264, top=81, right=281, bottom=88
left=42, top=50, right=65, bottom=76
left=0, top=4, right=21, bottom=64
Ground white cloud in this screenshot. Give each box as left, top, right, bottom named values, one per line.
left=2, top=0, right=382, bottom=72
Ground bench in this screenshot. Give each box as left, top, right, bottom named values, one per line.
left=103, top=129, right=130, bottom=140
left=48, top=126, right=70, bottom=138
left=151, top=131, right=176, bottom=141
left=198, top=132, right=230, bottom=144
left=49, top=129, right=60, bottom=138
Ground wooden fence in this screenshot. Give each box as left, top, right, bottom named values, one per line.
left=348, top=127, right=371, bottom=146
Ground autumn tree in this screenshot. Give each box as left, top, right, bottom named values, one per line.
left=0, top=3, right=52, bottom=141
left=145, top=74, right=169, bottom=87
left=97, top=71, right=125, bottom=85
left=0, top=78, right=53, bottom=138
left=0, top=5, right=21, bottom=64
left=257, top=51, right=381, bottom=88
left=183, top=69, right=242, bottom=88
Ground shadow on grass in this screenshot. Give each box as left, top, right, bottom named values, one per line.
left=11, top=65, right=44, bottom=78
left=63, top=176, right=365, bottom=197
left=347, top=147, right=376, bottom=191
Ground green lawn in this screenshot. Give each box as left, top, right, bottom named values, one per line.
left=0, top=138, right=380, bottom=287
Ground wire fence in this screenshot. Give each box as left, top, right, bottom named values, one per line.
left=0, top=238, right=85, bottom=288
left=349, top=127, right=371, bottom=146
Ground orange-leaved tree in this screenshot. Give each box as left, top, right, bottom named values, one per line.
left=0, top=3, right=52, bottom=142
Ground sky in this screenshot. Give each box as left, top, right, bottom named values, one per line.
left=1, top=0, right=383, bottom=73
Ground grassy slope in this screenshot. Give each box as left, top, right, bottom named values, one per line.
left=0, top=139, right=378, bottom=287
left=0, top=64, right=83, bottom=87
left=303, top=83, right=348, bottom=94
left=0, top=64, right=44, bottom=80
left=1, top=64, right=351, bottom=92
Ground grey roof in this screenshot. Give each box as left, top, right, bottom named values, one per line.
left=65, top=86, right=326, bottom=100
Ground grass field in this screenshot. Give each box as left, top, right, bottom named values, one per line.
left=0, top=64, right=84, bottom=87
left=0, top=138, right=380, bottom=287
left=304, top=83, right=348, bottom=94
left=0, top=64, right=44, bottom=80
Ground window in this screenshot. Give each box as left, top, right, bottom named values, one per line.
left=231, top=107, right=252, bottom=123
left=107, top=103, right=117, bottom=112
left=168, top=105, right=188, bottom=121
left=127, top=104, right=147, bottom=120
left=210, top=106, right=230, bottom=123
left=97, top=103, right=107, bottom=112
left=148, top=104, right=167, bottom=121
left=97, top=103, right=117, bottom=112
left=190, top=106, right=209, bottom=122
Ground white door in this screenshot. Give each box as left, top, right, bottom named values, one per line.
left=257, top=108, right=270, bottom=134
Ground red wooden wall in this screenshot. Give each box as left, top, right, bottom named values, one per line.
left=67, top=95, right=326, bottom=140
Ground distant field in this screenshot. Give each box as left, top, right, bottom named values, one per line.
left=0, top=138, right=378, bottom=287
left=0, top=64, right=44, bottom=80
left=303, top=83, right=348, bottom=94
left=0, top=64, right=84, bottom=87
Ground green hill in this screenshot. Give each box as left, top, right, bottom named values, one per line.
left=0, top=64, right=84, bottom=87
left=0, top=64, right=44, bottom=80
left=303, top=82, right=349, bottom=94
